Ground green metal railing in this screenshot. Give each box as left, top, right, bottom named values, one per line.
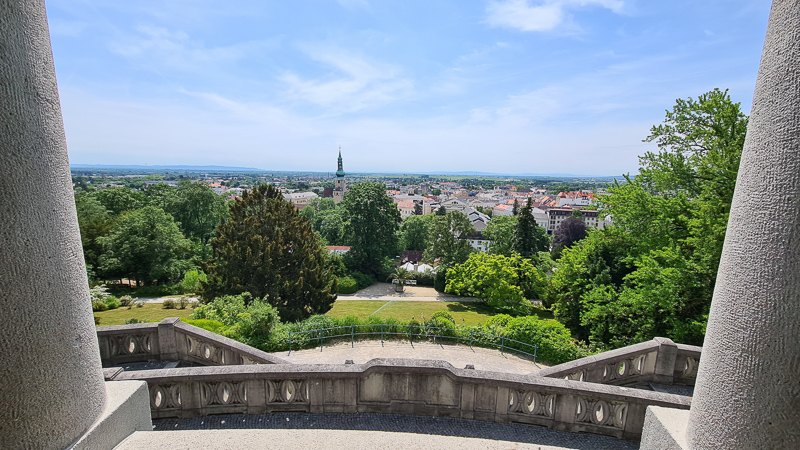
left=288, top=324, right=538, bottom=365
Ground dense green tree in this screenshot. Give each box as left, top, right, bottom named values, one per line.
left=549, top=89, right=747, bottom=348
left=143, top=183, right=176, bottom=210
left=435, top=205, right=447, bottom=216
left=318, top=210, right=346, bottom=245
left=202, top=184, right=337, bottom=322
left=300, top=197, right=338, bottom=224
left=399, top=215, right=433, bottom=251
left=424, top=210, right=475, bottom=268
left=513, top=198, right=550, bottom=258
left=167, top=181, right=227, bottom=245
left=95, top=186, right=146, bottom=216
left=340, top=182, right=401, bottom=276
left=482, top=215, right=517, bottom=257
left=98, top=206, right=192, bottom=286
left=74, top=192, right=113, bottom=278
left=445, top=253, right=547, bottom=313
left=414, top=203, right=423, bottom=216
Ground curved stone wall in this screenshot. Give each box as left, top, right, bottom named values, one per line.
left=109, top=359, right=690, bottom=442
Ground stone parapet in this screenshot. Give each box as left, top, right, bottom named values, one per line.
left=97, top=318, right=290, bottom=367
left=109, top=358, right=690, bottom=441
left=536, top=338, right=699, bottom=388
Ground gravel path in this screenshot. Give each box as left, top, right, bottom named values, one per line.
left=338, top=282, right=479, bottom=302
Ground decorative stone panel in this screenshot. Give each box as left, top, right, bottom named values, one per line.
left=200, top=381, right=247, bottom=406
left=266, top=380, right=309, bottom=403
left=575, top=397, right=628, bottom=429
left=150, top=384, right=181, bottom=410
left=109, top=333, right=155, bottom=357
left=508, top=389, right=556, bottom=418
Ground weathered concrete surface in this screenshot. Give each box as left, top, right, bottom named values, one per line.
left=73, top=381, right=153, bottom=450
left=0, top=1, right=106, bottom=448
left=685, top=0, right=800, bottom=448
left=640, top=406, right=688, bottom=450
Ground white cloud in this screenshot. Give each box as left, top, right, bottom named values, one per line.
left=486, top=0, right=625, bottom=32
left=278, top=46, right=413, bottom=112
left=109, top=25, right=277, bottom=71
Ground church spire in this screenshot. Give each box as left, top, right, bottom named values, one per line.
left=336, top=146, right=345, bottom=178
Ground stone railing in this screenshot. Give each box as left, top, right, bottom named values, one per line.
left=537, top=338, right=700, bottom=387
left=97, top=318, right=289, bottom=367
left=108, top=358, right=690, bottom=441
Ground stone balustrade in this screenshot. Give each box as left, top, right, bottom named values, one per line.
left=108, top=358, right=690, bottom=441
left=97, top=317, right=289, bottom=367
left=537, top=338, right=700, bottom=387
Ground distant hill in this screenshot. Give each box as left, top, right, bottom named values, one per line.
left=71, top=164, right=265, bottom=172
left=70, top=164, right=620, bottom=179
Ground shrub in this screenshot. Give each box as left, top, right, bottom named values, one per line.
left=183, top=319, right=228, bottom=335
left=433, top=269, right=447, bottom=292
left=162, top=299, right=176, bottom=309
left=427, top=316, right=456, bottom=338
left=229, top=301, right=280, bottom=340
left=191, top=294, right=251, bottom=326
left=178, top=296, right=189, bottom=309
left=485, top=314, right=513, bottom=328
left=89, top=284, right=111, bottom=303
left=415, top=270, right=435, bottom=287
left=429, top=310, right=455, bottom=324
left=350, top=272, right=376, bottom=290
left=337, top=277, right=358, bottom=294
left=119, top=295, right=136, bottom=307
left=124, top=318, right=144, bottom=324
left=180, top=269, right=207, bottom=294
left=91, top=300, right=108, bottom=312
left=94, top=315, right=101, bottom=325
left=104, top=296, right=120, bottom=310
left=502, top=316, right=589, bottom=365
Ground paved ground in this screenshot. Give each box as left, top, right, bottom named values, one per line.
left=273, top=340, right=545, bottom=374
left=338, top=282, right=479, bottom=302
left=128, top=413, right=638, bottom=449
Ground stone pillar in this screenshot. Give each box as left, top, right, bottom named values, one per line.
left=686, top=0, right=800, bottom=448
left=0, top=1, right=107, bottom=449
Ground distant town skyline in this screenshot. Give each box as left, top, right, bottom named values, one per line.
left=49, top=0, right=771, bottom=176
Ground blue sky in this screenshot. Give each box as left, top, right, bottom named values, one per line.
left=47, top=0, right=771, bottom=176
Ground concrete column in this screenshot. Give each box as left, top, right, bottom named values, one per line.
left=0, top=1, right=107, bottom=449
left=686, top=0, right=800, bottom=448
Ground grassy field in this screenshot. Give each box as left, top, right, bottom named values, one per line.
left=94, top=303, right=193, bottom=326
left=96, top=299, right=554, bottom=327
left=326, top=301, right=499, bottom=326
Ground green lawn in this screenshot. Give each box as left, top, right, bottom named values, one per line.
left=94, top=303, right=193, bottom=326
left=326, top=301, right=389, bottom=319
left=327, top=301, right=496, bottom=326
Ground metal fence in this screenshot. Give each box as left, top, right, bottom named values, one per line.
left=288, top=324, right=539, bottom=365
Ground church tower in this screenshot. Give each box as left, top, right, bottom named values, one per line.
left=333, top=146, right=347, bottom=203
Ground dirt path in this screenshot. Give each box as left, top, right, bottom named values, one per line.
left=338, top=282, right=479, bottom=302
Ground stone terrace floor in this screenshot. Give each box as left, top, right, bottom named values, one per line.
left=134, top=413, right=639, bottom=449
left=273, top=340, right=545, bottom=374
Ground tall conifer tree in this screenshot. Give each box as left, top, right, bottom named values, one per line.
left=512, top=197, right=550, bottom=258
left=202, top=184, right=336, bottom=322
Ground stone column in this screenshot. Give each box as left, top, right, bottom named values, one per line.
left=0, top=1, right=107, bottom=449
left=686, top=0, right=800, bottom=448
